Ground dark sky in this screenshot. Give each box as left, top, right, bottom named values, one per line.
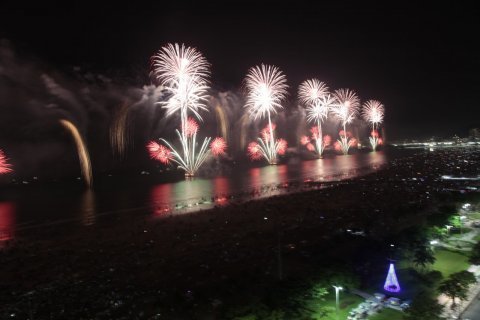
left=1, top=0, right=479, bottom=139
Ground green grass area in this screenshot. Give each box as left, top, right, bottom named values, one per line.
left=369, top=308, right=404, bottom=320
left=469, top=212, right=480, bottom=220
left=432, top=249, right=470, bottom=277
left=473, top=234, right=480, bottom=242
left=310, top=292, right=363, bottom=320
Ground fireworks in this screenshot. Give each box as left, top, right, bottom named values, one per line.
left=298, top=79, right=334, bottom=157
left=152, top=43, right=210, bottom=121
left=152, top=43, right=210, bottom=88
left=300, top=135, right=310, bottom=146
left=59, top=120, right=92, bottom=187
left=276, top=139, right=287, bottom=155
left=0, top=149, right=13, bottom=174
left=160, top=128, right=212, bottom=177
left=298, top=79, right=328, bottom=106
left=332, top=88, right=360, bottom=126
left=247, top=142, right=262, bottom=160
left=110, top=100, right=132, bottom=158
left=332, top=89, right=360, bottom=155
left=150, top=43, right=216, bottom=176
left=244, top=64, right=288, bottom=120
left=210, top=137, right=227, bottom=156
left=261, top=123, right=276, bottom=142
left=147, top=141, right=172, bottom=164
left=244, top=64, right=288, bottom=164
left=362, top=100, right=385, bottom=151
left=362, top=100, right=384, bottom=125
left=323, top=135, right=332, bottom=146
left=335, top=130, right=357, bottom=155
left=183, top=117, right=199, bottom=137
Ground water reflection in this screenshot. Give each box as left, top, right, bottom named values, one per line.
left=6, top=152, right=388, bottom=229
left=151, top=184, right=173, bottom=216
left=79, top=190, right=96, bottom=226
left=367, top=151, right=386, bottom=170
left=0, top=202, right=15, bottom=248
left=148, top=152, right=387, bottom=217
left=213, top=176, right=230, bottom=205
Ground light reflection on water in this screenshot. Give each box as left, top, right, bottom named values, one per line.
left=149, top=151, right=386, bottom=216
left=0, top=202, right=15, bottom=248
left=4, top=151, right=386, bottom=243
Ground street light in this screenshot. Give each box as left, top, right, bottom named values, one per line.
left=332, top=285, right=343, bottom=320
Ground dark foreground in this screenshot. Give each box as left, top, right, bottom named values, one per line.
left=1, top=148, right=479, bottom=319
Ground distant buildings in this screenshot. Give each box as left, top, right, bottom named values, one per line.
left=469, top=128, right=480, bottom=140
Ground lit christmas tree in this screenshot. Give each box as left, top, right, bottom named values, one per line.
left=383, top=263, right=401, bottom=293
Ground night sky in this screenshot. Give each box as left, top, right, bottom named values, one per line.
left=1, top=1, right=479, bottom=139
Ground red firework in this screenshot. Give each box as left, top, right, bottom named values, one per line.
left=182, top=117, right=199, bottom=137
left=276, top=139, right=287, bottom=155
left=378, top=138, right=384, bottom=145
left=348, top=138, right=358, bottom=148
left=339, top=130, right=352, bottom=138
left=306, top=143, right=315, bottom=151
left=0, top=150, right=13, bottom=174
left=261, top=123, right=276, bottom=141
left=310, top=126, right=319, bottom=140
left=147, top=141, right=172, bottom=164
left=334, top=141, right=342, bottom=151
left=300, top=135, right=310, bottom=146
left=323, top=135, right=332, bottom=146
left=247, top=142, right=262, bottom=160
left=210, top=137, right=227, bottom=156
left=371, top=130, right=379, bottom=138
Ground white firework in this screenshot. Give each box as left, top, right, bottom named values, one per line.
left=298, top=79, right=329, bottom=106
left=244, top=64, right=288, bottom=120
left=362, top=99, right=384, bottom=126
left=362, top=99, right=385, bottom=151
left=244, top=64, right=288, bottom=164
left=150, top=43, right=214, bottom=176
left=332, top=88, right=360, bottom=126
left=332, top=88, right=360, bottom=155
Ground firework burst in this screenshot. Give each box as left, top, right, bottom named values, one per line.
left=298, top=79, right=328, bottom=106
left=0, top=149, right=13, bottom=174
left=247, top=142, right=262, bottom=160
left=244, top=64, right=288, bottom=164
left=362, top=99, right=385, bottom=151
left=210, top=137, right=227, bottom=156
left=160, top=127, right=212, bottom=177
left=300, top=135, right=310, bottom=146
left=332, top=89, right=360, bottom=155
left=276, top=139, right=288, bottom=155
left=298, top=79, right=335, bottom=157
left=150, top=43, right=216, bottom=176
left=60, top=120, right=92, bottom=187
left=147, top=141, right=172, bottom=164
left=183, top=117, right=199, bottom=137
left=152, top=43, right=210, bottom=122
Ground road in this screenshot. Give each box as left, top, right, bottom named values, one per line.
left=461, top=292, right=480, bottom=320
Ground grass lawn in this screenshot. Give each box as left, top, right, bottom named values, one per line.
left=310, top=292, right=363, bottom=320
left=469, top=213, right=480, bottom=220
left=369, top=308, right=404, bottom=320
left=432, top=249, right=470, bottom=277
